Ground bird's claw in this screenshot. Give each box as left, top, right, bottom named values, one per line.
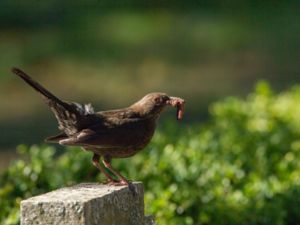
left=104, top=179, right=127, bottom=186
left=105, top=180, right=137, bottom=196
left=102, top=178, right=119, bottom=185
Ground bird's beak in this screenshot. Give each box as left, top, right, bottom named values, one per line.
left=166, top=97, right=185, bottom=120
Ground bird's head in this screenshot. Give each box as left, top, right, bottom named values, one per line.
left=132, top=92, right=185, bottom=120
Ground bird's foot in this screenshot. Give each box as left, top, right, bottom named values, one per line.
left=107, top=179, right=128, bottom=186
left=103, top=178, right=119, bottom=185
left=112, top=180, right=137, bottom=196
left=107, top=179, right=137, bottom=195
left=104, top=179, right=137, bottom=196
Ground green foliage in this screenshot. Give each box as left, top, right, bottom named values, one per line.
left=2, top=81, right=300, bottom=224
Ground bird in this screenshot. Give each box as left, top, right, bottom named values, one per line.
left=12, top=67, right=185, bottom=186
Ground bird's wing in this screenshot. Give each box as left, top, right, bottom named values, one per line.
left=58, top=127, right=122, bottom=148
left=58, top=112, right=154, bottom=148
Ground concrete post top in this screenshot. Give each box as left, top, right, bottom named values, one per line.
left=21, top=182, right=151, bottom=225
left=22, top=182, right=143, bottom=204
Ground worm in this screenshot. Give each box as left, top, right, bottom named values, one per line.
left=176, top=102, right=185, bottom=120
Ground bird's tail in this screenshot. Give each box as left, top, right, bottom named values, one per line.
left=12, top=67, right=84, bottom=135
left=12, top=67, right=63, bottom=105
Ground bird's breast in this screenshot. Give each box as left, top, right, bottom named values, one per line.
left=119, top=119, right=156, bottom=150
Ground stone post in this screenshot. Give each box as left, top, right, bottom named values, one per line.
left=21, top=182, right=155, bottom=225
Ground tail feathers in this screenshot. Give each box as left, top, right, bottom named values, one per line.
left=45, top=133, right=68, bottom=143
left=12, top=67, right=98, bottom=135
left=12, top=67, right=63, bottom=104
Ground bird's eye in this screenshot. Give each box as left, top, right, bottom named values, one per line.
left=162, top=96, right=169, bottom=102
left=154, top=97, right=161, bottom=104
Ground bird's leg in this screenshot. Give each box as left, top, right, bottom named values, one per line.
left=102, top=156, right=129, bottom=186
left=92, top=154, right=118, bottom=183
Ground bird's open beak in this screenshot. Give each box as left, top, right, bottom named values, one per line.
left=166, top=97, right=185, bottom=120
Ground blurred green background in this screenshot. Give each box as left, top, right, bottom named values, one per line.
left=1, top=1, right=300, bottom=224
left=1, top=1, right=300, bottom=154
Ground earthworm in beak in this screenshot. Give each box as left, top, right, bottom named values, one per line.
left=167, top=97, right=185, bottom=120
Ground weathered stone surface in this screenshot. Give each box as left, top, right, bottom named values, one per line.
left=21, top=182, right=146, bottom=225
left=144, top=215, right=156, bottom=225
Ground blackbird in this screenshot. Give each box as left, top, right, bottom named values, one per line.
left=12, top=67, right=185, bottom=185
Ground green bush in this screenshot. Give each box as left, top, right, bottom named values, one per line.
left=2, top=81, right=300, bottom=225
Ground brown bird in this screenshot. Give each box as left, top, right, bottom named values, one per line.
left=12, top=68, right=185, bottom=186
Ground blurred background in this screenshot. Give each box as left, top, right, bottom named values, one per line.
left=1, top=1, right=300, bottom=168
left=2, top=1, right=300, bottom=225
